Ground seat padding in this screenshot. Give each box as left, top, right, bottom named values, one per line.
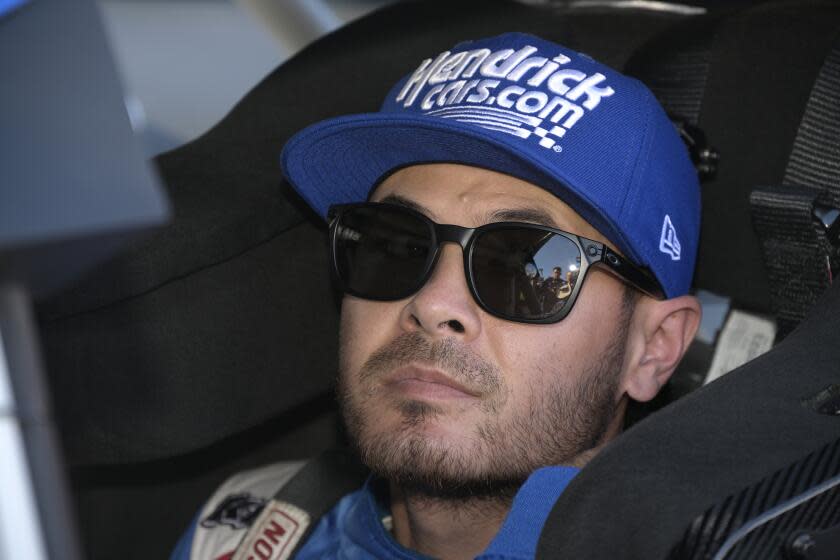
left=538, top=271, right=840, bottom=558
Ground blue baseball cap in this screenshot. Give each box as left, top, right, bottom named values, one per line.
left=281, top=32, right=700, bottom=298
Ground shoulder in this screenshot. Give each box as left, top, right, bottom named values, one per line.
left=175, top=461, right=305, bottom=560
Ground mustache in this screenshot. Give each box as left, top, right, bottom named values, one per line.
left=358, top=332, right=502, bottom=394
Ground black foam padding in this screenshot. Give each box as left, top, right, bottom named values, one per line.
left=537, top=255, right=840, bottom=558
left=41, top=221, right=338, bottom=465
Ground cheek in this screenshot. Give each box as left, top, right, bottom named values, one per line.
left=339, top=297, right=402, bottom=377
left=566, top=270, right=626, bottom=331
left=485, top=278, right=623, bottom=392
left=489, top=323, right=584, bottom=392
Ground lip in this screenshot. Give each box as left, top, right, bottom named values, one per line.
left=383, top=365, right=480, bottom=400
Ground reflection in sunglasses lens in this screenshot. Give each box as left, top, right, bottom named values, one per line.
left=473, top=228, right=581, bottom=320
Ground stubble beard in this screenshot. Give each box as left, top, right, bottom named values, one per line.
left=338, top=318, right=629, bottom=506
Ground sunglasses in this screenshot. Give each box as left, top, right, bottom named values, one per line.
left=327, top=202, right=664, bottom=324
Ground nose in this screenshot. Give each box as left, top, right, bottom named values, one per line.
left=398, top=243, right=482, bottom=340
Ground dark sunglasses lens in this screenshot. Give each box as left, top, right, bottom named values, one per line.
left=334, top=206, right=434, bottom=299
left=472, top=227, right=582, bottom=320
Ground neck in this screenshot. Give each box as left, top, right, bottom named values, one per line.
left=388, top=482, right=512, bottom=560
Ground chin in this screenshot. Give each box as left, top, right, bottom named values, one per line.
left=345, top=400, right=523, bottom=498
left=357, top=423, right=526, bottom=501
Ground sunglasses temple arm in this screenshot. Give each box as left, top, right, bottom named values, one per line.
left=597, top=245, right=666, bottom=300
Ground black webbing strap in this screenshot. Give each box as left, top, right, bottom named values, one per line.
left=626, top=30, right=721, bottom=180
left=751, top=34, right=840, bottom=339
left=280, top=448, right=368, bottom=558
left=232, top=448, right=368, bottom=560
left=750, top=187, right=833, bottom=337
left=274, top=447, right=368, bottom=521
left=625, top=17, right=718, bottom=127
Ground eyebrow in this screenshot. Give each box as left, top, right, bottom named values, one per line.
left=378, top=194, right=560, bottom=229
left=487, top=207, right=560, bottom=228
left=378, top=194, right=440, bottom=221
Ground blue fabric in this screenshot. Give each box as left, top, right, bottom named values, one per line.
left=170, top=512, right=199, bottom=560
left=0, top=0, right=27, bottom=18
left=170, top=465, right=579, bottom=559
left=281, top=31, right=701, bottom=297
left=295, top=465, right=579, bottom=560
left=294, top=482, right=426, bottom=560
left=477, top=466, right=580, bottom=560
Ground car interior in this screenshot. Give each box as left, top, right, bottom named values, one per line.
left=3, top=0, right=840, bottom=558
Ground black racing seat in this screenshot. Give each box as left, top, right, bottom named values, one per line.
left=538, top=1, right=840, bottom=557
left=538, top=277, right=840, bottom=558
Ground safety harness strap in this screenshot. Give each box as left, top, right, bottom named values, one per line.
left=750, top=33, right=840, bottom=339
left=750, top=187, right=832, bottom=337
left=231, top=448, right=368, bottom=560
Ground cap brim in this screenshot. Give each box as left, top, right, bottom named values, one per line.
left=280, top=112, right=643, bottom=266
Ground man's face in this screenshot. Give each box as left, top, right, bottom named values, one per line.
left=338, top=163, right=635, bottom=499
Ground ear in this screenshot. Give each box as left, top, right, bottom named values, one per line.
left=621, top=294, right=702, bottom=402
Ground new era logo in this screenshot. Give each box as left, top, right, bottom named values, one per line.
left=659, top=215, right=681, bottom=261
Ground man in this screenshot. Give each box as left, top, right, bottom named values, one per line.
left=541, top=266, right=570, bottom=308
left=173, top=32, right=701, bottom=560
